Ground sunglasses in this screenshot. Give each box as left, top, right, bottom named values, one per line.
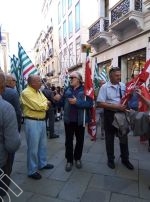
left=69, top=77, right=77, bottom=80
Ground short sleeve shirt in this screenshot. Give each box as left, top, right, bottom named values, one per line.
left=97, top=81, right=126, bottom=104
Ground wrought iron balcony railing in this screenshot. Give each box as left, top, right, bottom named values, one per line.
left=89, top=18, right=109, bottom=40
left=111, top=0, right=142, bottom=24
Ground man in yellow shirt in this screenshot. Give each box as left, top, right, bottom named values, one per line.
left=20, top=75, right=54, bottom=180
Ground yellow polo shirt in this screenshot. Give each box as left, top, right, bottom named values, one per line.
left=20, top=86, right=48, bottom=119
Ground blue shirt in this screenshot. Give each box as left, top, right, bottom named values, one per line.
left=97, top=81, right=125, bottom=104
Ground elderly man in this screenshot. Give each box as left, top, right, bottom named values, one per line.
left=63, top=71, right=93, bottom=172
left=0, top=73, right=21, bottom=198
left=97, top=67, right=134, bottom=170
left=20, top=75, right=54, bottom=180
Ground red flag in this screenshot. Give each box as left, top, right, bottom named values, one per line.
left=121, top=59, right=150, bottom=105
left=84, top=55, right=96, bottom=140
left=84, top=58, right=94, bottom=99
left=138, top=85, right=150, bottom=111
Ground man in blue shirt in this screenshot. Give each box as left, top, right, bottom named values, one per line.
left=97, top=67, right=134, bottom=170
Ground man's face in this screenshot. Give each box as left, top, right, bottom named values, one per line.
left=110, top=70, right=121, bottom=84
left=69, top=76, right=80, bottom=87
left=32, top=77, right=42, bottom=90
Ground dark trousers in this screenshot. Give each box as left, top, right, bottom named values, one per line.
left=104, top=110, right=129, bottom=162
left=46, top=107, right=55, bottom=136
left=64, top=122, right=85, bottom=163
left=0, top=155, right=12, bottom=198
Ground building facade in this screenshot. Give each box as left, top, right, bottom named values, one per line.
left=34, top=0, right=98, bottom=86
left=88, top=0, right=150, bottom=83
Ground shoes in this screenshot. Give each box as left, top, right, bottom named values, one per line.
left=75, top=160, right=82, bottom=169
left=107, top=160, right=115, bottom=169
left=100, top=134, right=105, bottom=140
left=40, top=164, right=54, bottom=170
left=122, top=160, right=134, bottom=170
left=65, top=162, right=73, bottom=172
left=49, top=134, right=59, bottom=139
left=28, top=172, right=42, bottom=180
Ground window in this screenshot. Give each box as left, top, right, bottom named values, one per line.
left=59, top=52, right=62, bottom=72
left=58, top=2, right=61, bottom=24
left=63, top=48, right=68, bottom=68
left=69, top=43, right=74, bottom=67
left=63, top=20, right=67, bottom=44
left=52, top=61, right=55, bottom=73
left=68, top=12, right=73, bottom=38
left=76, top=37, right=81, bottom=64
left=75, top=1, right=80, bottom=32
left=62, top=0, right=66, bottom=16
left=68, top=0, right=72, bottom=9
left=59, top=27, right=62, bottom=48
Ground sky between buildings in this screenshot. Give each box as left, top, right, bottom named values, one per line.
left=0, top=0, right=43, bottom=56
left=0, top=0, right=120, bottom=56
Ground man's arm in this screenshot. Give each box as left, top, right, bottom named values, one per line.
left=20, top=91, right=49, bottom=111
left=4, top=103, right=21, bottom=153
left=136, top=89, right=150, bottom=108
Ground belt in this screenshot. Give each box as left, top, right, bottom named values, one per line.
left=24, top=117, right=45, bottom=121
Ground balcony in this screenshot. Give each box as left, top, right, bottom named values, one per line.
left=143, top=0, right=150, bottom=10
left=88, top=17, right=111, bottom=51
left=109, top=0, right=143, bottom=41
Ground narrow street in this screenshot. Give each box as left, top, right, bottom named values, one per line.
left=3, top=120, right=150, bottom=202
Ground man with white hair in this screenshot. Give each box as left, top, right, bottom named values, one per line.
left=63, top=71, right=93, bottom=171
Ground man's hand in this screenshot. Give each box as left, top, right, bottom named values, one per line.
left=47, top=101, right=51, bottom=107
left=117, top=104, right=126, bottom=111
left=68, top=96, right=77, bottom=105
left=135, top=89, right=141, bottom=96
left=53, top=94, right=61, bottom=101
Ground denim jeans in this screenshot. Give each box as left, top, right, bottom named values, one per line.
left=24, top=119, right=47, bottom=175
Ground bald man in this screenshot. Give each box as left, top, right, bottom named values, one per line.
left=20, top=75, right=54, bottom=180
left=5, top=74, right=17, bottom=89
left=0, top=73, right=20, bottom=198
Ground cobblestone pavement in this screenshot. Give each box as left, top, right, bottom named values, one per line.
left=3, top=120, right=150, bottom=202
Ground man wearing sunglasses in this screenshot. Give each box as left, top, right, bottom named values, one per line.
left=97, top=67, right=134, bottom=170
left=63, top=71, right=93, bottom=172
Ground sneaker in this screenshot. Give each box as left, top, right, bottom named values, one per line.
left=49, top=134, right=59, bottom=139
left=100, top=133, right=105, bottom=140
left=65, top=162, right=73, bottom=172
left=39, top=164, right=54, bottom=170
left=28, top=172, right=42, bottom=180
left=75, top=160, right=82, bottom=169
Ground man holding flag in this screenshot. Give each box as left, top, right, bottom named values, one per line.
left=97, top=67, right=134, bottom=170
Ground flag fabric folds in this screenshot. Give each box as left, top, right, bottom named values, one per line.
left=18, top=42, right=38, bottom=87
left=84, top=52, right=96, bottom=140
left=121, top=59, right=150, bottom=105
left=94, top=57, right=108, bottom=96
left=84, top=56, right=94, bottom=100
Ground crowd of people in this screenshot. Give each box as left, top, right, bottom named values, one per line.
left=0, top=67, right=150, bottom=199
